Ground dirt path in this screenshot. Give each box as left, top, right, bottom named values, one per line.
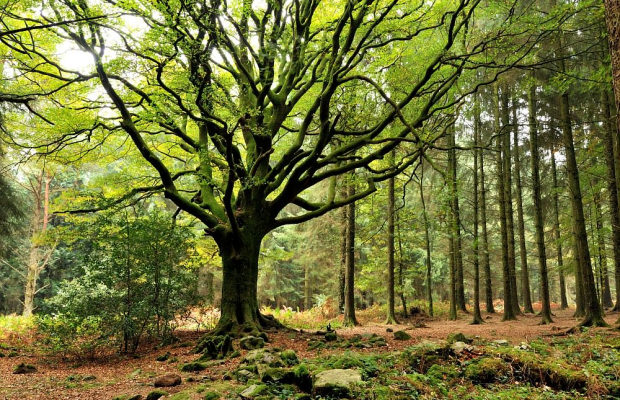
left=1, top=307, right=618, bottom=399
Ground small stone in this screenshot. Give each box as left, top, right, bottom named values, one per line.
left=13, top=363, right=37, bottom=374
left=156, top=352, right=170, bottom=362
left=492, top=339, right=509, bottom=346
left=386, top=328, right=393, bottom=333
left=154, top=373, right=182, bottom=387
left=393, top=330, right=412, bottom=340
left=240, top=336, right=265, bottom=350
left=146, top=390, right=167, bottom=400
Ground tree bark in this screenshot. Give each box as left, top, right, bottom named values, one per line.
left=494, top=84, right=517, bottom=321
left=472, top=94, right=483, bottom=324
left=527, top=85, right=553, bottom=324
left=339, top=201, right=347, bottom=314
left=479, top=113, right=495, bottom=314
left=559, top=92, right=607, bottom=327
left=343, top=181, right=359, bottom=326
left=512, top=99, right=534, bottom=314
left=550, top=149, right=569, bottom=309
left=385, top=153, right=398, bottom=324
left=593, top=193, right=613, bottom=308
left=420, top=161, right=434, bottom=317
left=501, top=87, right=521, bottom=316
left=449, top=122, right=467, bottom=313
left=601, top=90, right=620, bottom=311
left=23, top=170, right=51, bottom=317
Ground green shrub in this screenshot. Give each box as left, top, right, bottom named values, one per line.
left=37, top=211, right=198, bottom=355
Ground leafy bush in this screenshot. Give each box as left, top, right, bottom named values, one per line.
left=38, top=210, right=198, bottom=355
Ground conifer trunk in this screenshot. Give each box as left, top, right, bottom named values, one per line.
left=559, top=92, right=607, bottom=327
left=479, top=115, right=495, bottom=314
left=551, top=149, right=569, bottom=309
left=472, top=95, right=483, bottom=324
left=512, top=100, right=534, bottom=314
left=494, top=85, right=517, bottom=321
left=420, top=161, right=434, bottom=317
left=500, top=88, right=521, bottom=316
left=528, top=85, right=553, bottom=324
left=601, top=90, right=620, bottom=311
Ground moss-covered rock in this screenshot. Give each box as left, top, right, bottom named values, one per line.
left=145, top=390, right=167, bottom=400
left=13, top=363, right=36, bottom=374
left=239, top=383, right=268, bottom=399
left=313, top=369, right=362, bottom=398
left=394, top=330, right=412, bottom=341
left=180, top=362, right=207, bottom=372
left=464, top=357, right=510, bottom=383
left=281, top=349, right=299, bottom=366
left=447, top=332, right=471, bottom=344
left=156, top=352, right=170, bottom=362
left=240, top=336, right=265, bottom=350
left=202, top=392, right=220, bottom=400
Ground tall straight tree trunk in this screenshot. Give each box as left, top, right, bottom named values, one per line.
left=528, top=85, right=553, bottom=324
left=501, top=87, right=521, bottom=316
left=479, top=115, right=495, bottom=314
left=397, top=215, right=408, bottom=317
left=343, top=181, right=359, bottom=326
left=472, top=94, right=483, bottom=324
left=592, top=187, right=613, bottom=308
left=420, top=161, right=434, bottom=317
left=551, top=150, right=569, bottom=309
left=601, top=91, right=620, bottom=311
left=339, top=200, right=347, bottom=314
left=449, top=122, right=467, bottom=312
left=448, top=190, right=457, bottom=321
left=385, top=151, right=398, bottom=324
left=559, top=92, right=607, bottom=327
left=512, top=100, right=534, bottom=314
left=304, top=263, right=311, bottom=311
left=494, top=84, right=517, bottom=321
left=604, top=1, right=620, bottom=136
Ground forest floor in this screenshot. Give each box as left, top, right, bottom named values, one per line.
left=1, top=305, right=619, bottom=400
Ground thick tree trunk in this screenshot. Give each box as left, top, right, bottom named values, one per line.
left=479, top=119, right=495, bottom=314
left=512, top=101, right=534, bottom=314
left=559, top=92, right=607, bottom=327
left=494, top=85, right=517, bottom=321
left=604, top=1, right=620, bottom=136
left=215, top=233, right=265, bottom=335
left=472, top=94, right=483, bottom=324
left=528, top=85, right=553, bottom=324
left=501, top=88, right=521, bottom=316
left=343, top=182, right=359, bottom=326
left=385, top=166, right=398, bottom=324
left=551, top=150, right=569, bottom=309
left=601, top=91, right=620, bottom=311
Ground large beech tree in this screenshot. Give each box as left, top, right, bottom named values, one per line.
left=1, top=0, right=552, bottom=335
